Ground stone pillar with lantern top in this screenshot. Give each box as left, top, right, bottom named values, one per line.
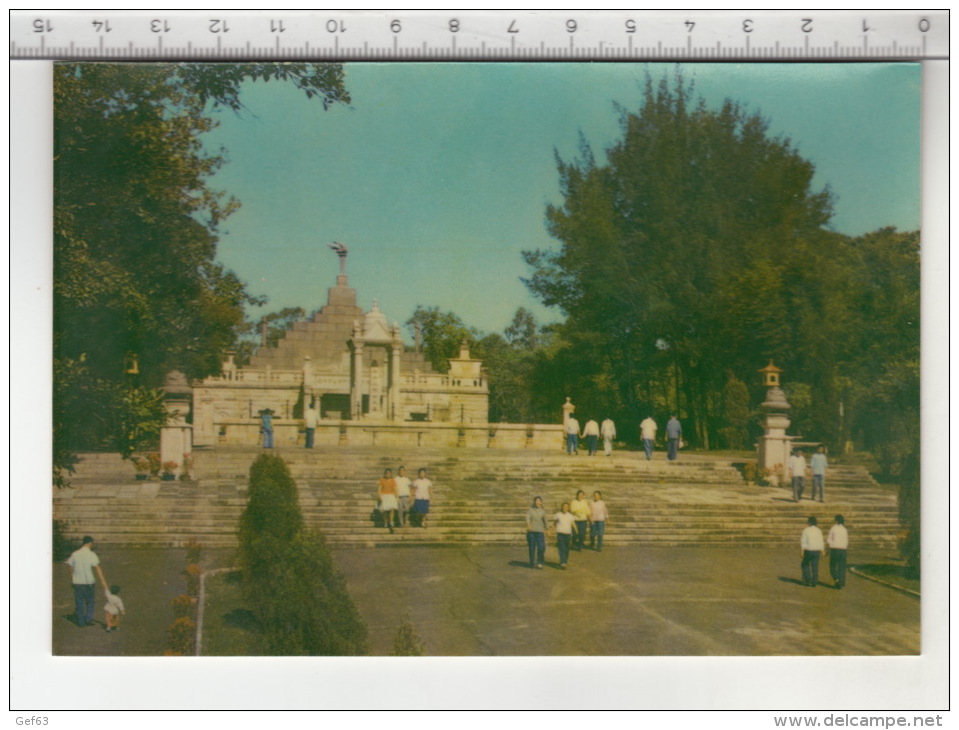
left=160, top=370, right=193, bottom=479
left=756, top=360, right=794, bottom=482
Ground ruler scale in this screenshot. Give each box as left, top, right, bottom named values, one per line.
left=10, top=10, right=948, bottom=61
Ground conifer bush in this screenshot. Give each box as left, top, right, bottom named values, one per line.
left=237, top=453, right=368, bottom=655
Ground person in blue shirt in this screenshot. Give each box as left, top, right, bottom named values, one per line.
left=259, top=408, right=274, bottom=448
left=665, top=415, right=682, bottom=461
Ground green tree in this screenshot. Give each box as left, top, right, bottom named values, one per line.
left=237, top=453, right=368, bottom=655
left=523, top=71, right=837, bottom=448
left=54, top=63, right=349, bottom=478
left=405, top=305, right=480, bottom=373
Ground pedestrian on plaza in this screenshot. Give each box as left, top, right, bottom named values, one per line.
left=394, top=465, right=412, bottom=527
left=640, top=415, right=658, bottom=460
left=570, top=489, right=591, bottom=551
left=827, top=514, right=849, bottom=589
left=104, top=585, right=125, bottom=632
left=259, top=408, right=274, bottom=449
left=665, top=415, right=682, bottom=461
left=583, top=418, right=600, bottom=456
left=565, top=414, right=580, bottom=455
left=800, top=516, right=825, bottom=587
left=553, top=502, right=576, bottom=569
left=303, top=402, right=318, bottom=449
left=789, top=449, right=807, bottom=502
left=377, top=468, right=399, bottom=534
left=601, top=417, right=617, bottom=457
left=411, top=467, right=432, bottom=528
left=589, top=491, right=610, bottom=551
left=811, top=446, right=828, bottom=502
left=525, top=496, right=549, bottom=569
left=66, top=536, right=107, bottom=627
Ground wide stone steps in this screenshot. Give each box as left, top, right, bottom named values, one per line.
left=55, top=449, right=899, bottom=550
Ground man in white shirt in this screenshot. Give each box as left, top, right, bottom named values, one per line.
left=394, top=465, right=412, bottom=527
left=601, top=417, right=616, bottom=456
left=800, top=516, right=825, bottom=587
left=827, top=514, right=849, bottom=589
left=66, top=536, right=107, bottom=627
left=582, top=419, right=600, bottom=455
left=810, top=446, right=828, bottom=502
left=640, top=416, right=657, bottom=460
left=788, top=450, right=807, bottom=502
left=565, top=415, right=580, bottom=455
left=304, top=403, right=319, bottom=449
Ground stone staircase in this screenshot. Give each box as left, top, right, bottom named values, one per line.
left=53, top=447, right=902, bottom=550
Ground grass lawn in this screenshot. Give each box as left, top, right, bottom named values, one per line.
left=200, top=570, right=263, bottom=655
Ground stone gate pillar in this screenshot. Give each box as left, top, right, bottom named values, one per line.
left=161, top=370, right=193, bottom=478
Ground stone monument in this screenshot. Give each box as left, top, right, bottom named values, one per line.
left=756, top=360, right=794, bottom=479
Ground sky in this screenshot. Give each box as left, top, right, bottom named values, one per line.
left=202, top=62, right=921, bottom=336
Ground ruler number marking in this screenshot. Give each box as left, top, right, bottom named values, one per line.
left=801, top=19, right=813, bottom=33
left=685, top=20, right=695, bottom=33
left=150, top=19, right=170, bottom=33
left=507, top=20, right=519, bottom=34
left=33, top=18, right=53, bottom=33
left=449, top=19, right=460, bottom=33
left=743, top=19, right=754, bottom=33
left=625, top=19, right=637, bottom=34
left=918, top=18, right=930, bottom=32
left=390, top=19, right=401, bottom=33
left=270, top=20, right=285, bottom=33
left=209, top=19, right=229, bottom=34
left=566, top=19, right=578, bottom=34
left=92, top=20, right=111, bottom=33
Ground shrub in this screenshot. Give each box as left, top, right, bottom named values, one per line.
left=171, top=594, right=195, bottom=619
left=237, top=453, right=368, bottom=656
left=167, top=616, right=196, bottom=655
left=184, top=564, right=202, bottom=597
left=185, top=538, right=203, bottom=565
left=391, top=617, right=424, bottom=656
left=52, top=519, right=76, bottom=561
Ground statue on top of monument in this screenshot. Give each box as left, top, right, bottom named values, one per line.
left=329, top=241, right=348, bottom=276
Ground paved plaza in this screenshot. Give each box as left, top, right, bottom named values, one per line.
left=53, top=544, right=918, bottom=657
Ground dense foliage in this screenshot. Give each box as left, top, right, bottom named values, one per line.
left=519, top=73, right=917, bottom=463
left=53, top=63, right=349, bottom=483
left=237, top=453, right=368, bottom=655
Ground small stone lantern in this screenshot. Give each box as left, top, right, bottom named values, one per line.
left=756, top=360, right=793, bottom=480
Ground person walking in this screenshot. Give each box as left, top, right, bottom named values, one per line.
left=303, top=403, right=318, bottom=449
left=665, top=415, right=682, bottom=461
left=394, top=465, right=412, bottom=527
left=800, top=516, right=825, bottom=587
left=66, top=536, right=107, bottom=627
left=570, top=490, right=590, bottom=551
left=789, top=449, right=807, bottom=502
left=565, top=415, right=580, bottom=455
left=377, top=468, right=399, bottom=534
left=583, top=419, right=600, bottom=456
left=553, top=502, right=576, bottom=568
left=640, top=415, right=658, bottom=460
left=589, top=491, right=609, bottom=551
left=411, top=468, right=433, bottom=528
left=525, top=496, right=549, bottom=569
left=811, top=446, right=828, bottom=502
left=601, top=417, right=617, bottom=457
left=827, top=514, right=849, bottom=589
left=259, top=408, right=274, bottom=448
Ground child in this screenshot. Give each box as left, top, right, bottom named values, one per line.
left=104, top=585, right=125, bottom=632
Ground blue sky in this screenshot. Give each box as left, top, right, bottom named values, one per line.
left=203, top=62, right=921, bottom=336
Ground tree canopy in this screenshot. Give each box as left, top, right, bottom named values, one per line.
left=522, top=72, right=918, bottom=456
left=53, top=63, right=349, bottom=479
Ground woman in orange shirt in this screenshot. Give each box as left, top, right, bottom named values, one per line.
left=378, top=468, right=399, bottom=534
